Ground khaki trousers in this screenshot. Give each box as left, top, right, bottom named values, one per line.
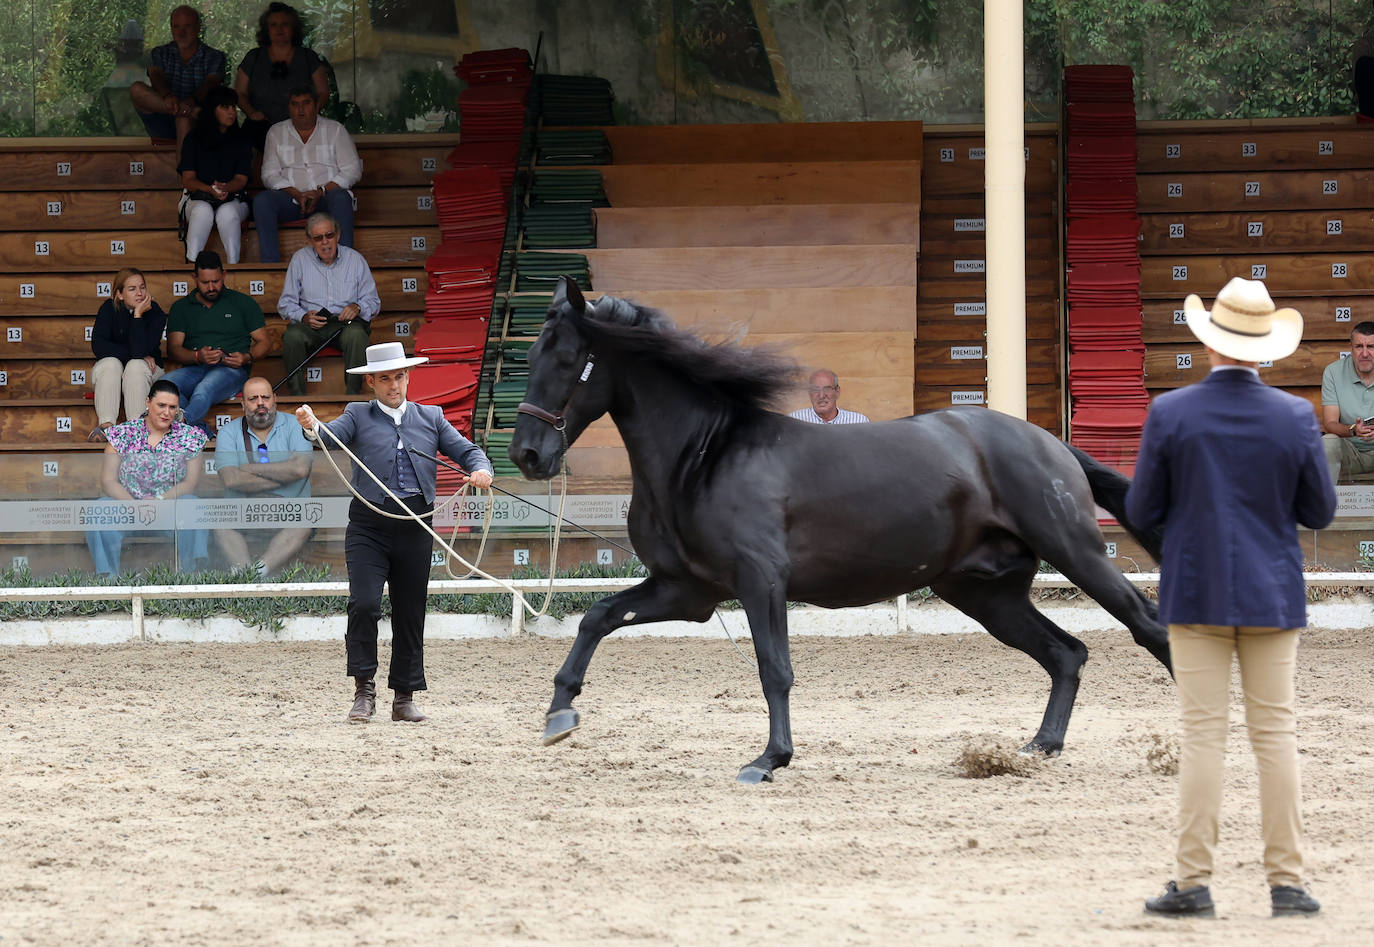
left=1168, top=623, right=1304, bottom=889
left=92, top=356, right=162, bottom=425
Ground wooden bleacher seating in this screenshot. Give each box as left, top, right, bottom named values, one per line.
left=525, top=121, right=921, bottom=485
left=0, top=134, right=455, bottom=464
left=918, top=125, right=1063, bottom=434
left=1136, top=118, right=1374, bottom=497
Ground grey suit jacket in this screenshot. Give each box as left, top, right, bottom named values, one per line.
left=316, top=400, right=492, bottom=505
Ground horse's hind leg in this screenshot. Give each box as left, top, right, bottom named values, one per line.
left=1042, top=542, right=1172, bottom=675
left=933, top=567, right=1089, bottom=755
left=543, top=575, right=717, bottom=745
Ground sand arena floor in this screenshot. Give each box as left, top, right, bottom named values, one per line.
left=1, top=628, right=1370, bottom=945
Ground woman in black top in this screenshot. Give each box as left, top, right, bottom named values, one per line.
left=234, top=2, right=330, bottom=150
left=89, top=267, right=168, bottom=440
left=178, top=86, right=253, bottom=264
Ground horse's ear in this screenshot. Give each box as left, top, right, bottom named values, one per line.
left=556, top=275, right=586, bottom=314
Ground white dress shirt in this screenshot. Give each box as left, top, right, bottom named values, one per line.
left=261, top=116, right=362, bottom=192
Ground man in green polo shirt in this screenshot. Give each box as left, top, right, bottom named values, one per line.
left=163, top=250, right=270, bottom=432
left=1320, top=320, right=1374, bottom=485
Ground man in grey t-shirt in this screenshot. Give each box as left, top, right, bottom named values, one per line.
left=1319, top=321, right=1374, bottom=485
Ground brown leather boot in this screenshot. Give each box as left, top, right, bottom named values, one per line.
left=347, top=677, right=375, bottom=723
left=391, top=691, right=429, bottom=723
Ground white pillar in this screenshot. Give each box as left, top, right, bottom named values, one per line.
left=984, top=0, right=1028, bottom=419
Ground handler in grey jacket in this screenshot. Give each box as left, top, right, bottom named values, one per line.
left=296, top=342, right=493, bottom=723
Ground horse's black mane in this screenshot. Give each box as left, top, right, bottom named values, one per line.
left=571, top=293, right=798, bottom=411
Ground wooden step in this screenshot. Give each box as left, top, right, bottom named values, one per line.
left=914, top=339, right=1059, bottom=386
left=582, top=287, right=916, bottom=336
left=593, top=204, right=920, bottom=248
left=1143, top=340, right=1343, bottom=388
left=1135, top=124, right=1374, bottom=173
left=598, top=161, right=920, bottom=206
left=0, top=267, right=428, bottom=316
left=583, top=245, right=916, bottom=290
left=1136, top=170, right=1374, bottom=213
left=1140, top=253, right=1374, bottom=296
left=1143, top=295, right=1374, bottom=342
left=1138, top=210, right=1374, bottom=254
left=0, top=350, right=436, bottom=403
left=0, top=226, right=439, bottom=272
left=0, top=312, right=423, bottom=358
left=594, top=121, right=923, bottom=163
left=914, top=384, right=1062, bottom=434
left=921, top=194, right=1059, bottom=217
left=0, top=135, right=461, bottom=190
left=0, top=187, right=438, bottom=232
left=918, top=274, right=1059, bottom=301
left=917, top=297, right=1059, bottom=340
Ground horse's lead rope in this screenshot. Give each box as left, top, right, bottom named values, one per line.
left=306, top=416, right=569, bottom=621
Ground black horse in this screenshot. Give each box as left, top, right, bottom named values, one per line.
left=510, top=277, right=1170, bottom=783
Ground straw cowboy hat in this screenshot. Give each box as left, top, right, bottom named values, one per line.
left=1184, top=277, right=1303, bottom=362
left=346, top=341, right=428, bottom=374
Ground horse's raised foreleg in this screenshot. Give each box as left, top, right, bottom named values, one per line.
left=542, top=575, right=717, bottom=745
left=736, top=571, right=794, bottom=784
left=932, top=569, right=1089, bottom=756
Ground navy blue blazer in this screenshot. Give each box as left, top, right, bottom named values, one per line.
left=318, top=400, right=493, bottom=505
left=1125, top=368, right=1336, bottom=628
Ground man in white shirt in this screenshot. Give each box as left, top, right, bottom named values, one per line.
left=254, top=86, right=362, bottom=263
left=789, top=369, right=870, bottom=424
left=278, top=212, right=381, bottom=395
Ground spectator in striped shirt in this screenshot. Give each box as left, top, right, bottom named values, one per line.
left=790, top=369, right=870, bottom=424
left=278, top=212, right=380, bottom=396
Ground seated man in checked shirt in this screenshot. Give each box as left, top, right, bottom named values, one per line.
left=253, top=85, right=362, bottom=263
left=278, top=212, right=381, bottom=396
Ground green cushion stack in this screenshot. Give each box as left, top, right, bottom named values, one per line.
left=514, top=252, right=590, bottom=292
left=536, top=129, right=611, bottom=165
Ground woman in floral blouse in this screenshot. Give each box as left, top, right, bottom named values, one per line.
left=86, top=379, right=211, bottom=575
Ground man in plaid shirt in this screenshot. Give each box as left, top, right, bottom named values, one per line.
left=128, top=5, right=226, bottom=147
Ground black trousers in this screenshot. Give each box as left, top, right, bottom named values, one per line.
left=344, top=496, right=434, bottom=692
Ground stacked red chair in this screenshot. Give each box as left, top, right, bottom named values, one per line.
left=1064, top=65, right=1144, bottom=473
left=453, top=49, right=533, bottom=144
left=431, top=167, right=509, bottom=244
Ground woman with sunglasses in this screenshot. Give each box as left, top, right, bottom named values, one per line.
left=233, top=2, right=329, bottom=150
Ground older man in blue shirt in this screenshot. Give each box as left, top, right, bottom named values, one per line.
left=1127, top=278, right=1335, bottom=920
left=278, top=212, right=380, bottom=396
left=297, top=343, right=493, bottom=725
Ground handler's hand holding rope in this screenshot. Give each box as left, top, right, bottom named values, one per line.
left=295, top=403, right=564, bottom=619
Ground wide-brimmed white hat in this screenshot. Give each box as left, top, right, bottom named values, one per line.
left=346, top=341, right=428, bottom=374
left=1184, top=277, right=1303, bottom=362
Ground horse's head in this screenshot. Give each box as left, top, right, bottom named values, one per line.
left=509, top=276, right=614, bottom=479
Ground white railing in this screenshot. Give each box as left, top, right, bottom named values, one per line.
left=3, top=572, right=1370, bottom=640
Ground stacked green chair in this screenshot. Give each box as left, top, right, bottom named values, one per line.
left=536, top=75, right=615, bottom=125
left=536, top=129, right=611, bottom=165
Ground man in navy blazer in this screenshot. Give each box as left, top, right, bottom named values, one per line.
left=1127, top=278, right=1336, bottom=919
left=297, top=342, right=493, bottom=724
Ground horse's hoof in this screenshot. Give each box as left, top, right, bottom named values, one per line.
left=1018, top=740, right=1062, bottom=758
left=736, top=765, right=774, bottom=784
left=541, top=708, right=580, bottom=746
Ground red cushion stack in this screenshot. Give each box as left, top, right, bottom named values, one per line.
left=1064, top=65, right=1145, bottom=473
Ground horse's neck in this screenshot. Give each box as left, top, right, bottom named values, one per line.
left=607, top=363, right=727, bottom=491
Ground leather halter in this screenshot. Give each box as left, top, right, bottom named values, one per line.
left=516, top=355, right=595, bottom=433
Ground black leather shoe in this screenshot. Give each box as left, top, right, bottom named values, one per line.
left=1144, top=880, right=1215, bottom=918
left=1271, top=885, right=1320, bottom=917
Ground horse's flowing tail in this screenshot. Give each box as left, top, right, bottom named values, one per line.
left=1067, top=445, right=1163, bottom=564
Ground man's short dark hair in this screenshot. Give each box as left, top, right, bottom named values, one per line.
left=194, top=250, right=223, bottom=273
left=1352, top=321, right=1374, bottom=339
left=288, top=85, right=317, bottom=101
